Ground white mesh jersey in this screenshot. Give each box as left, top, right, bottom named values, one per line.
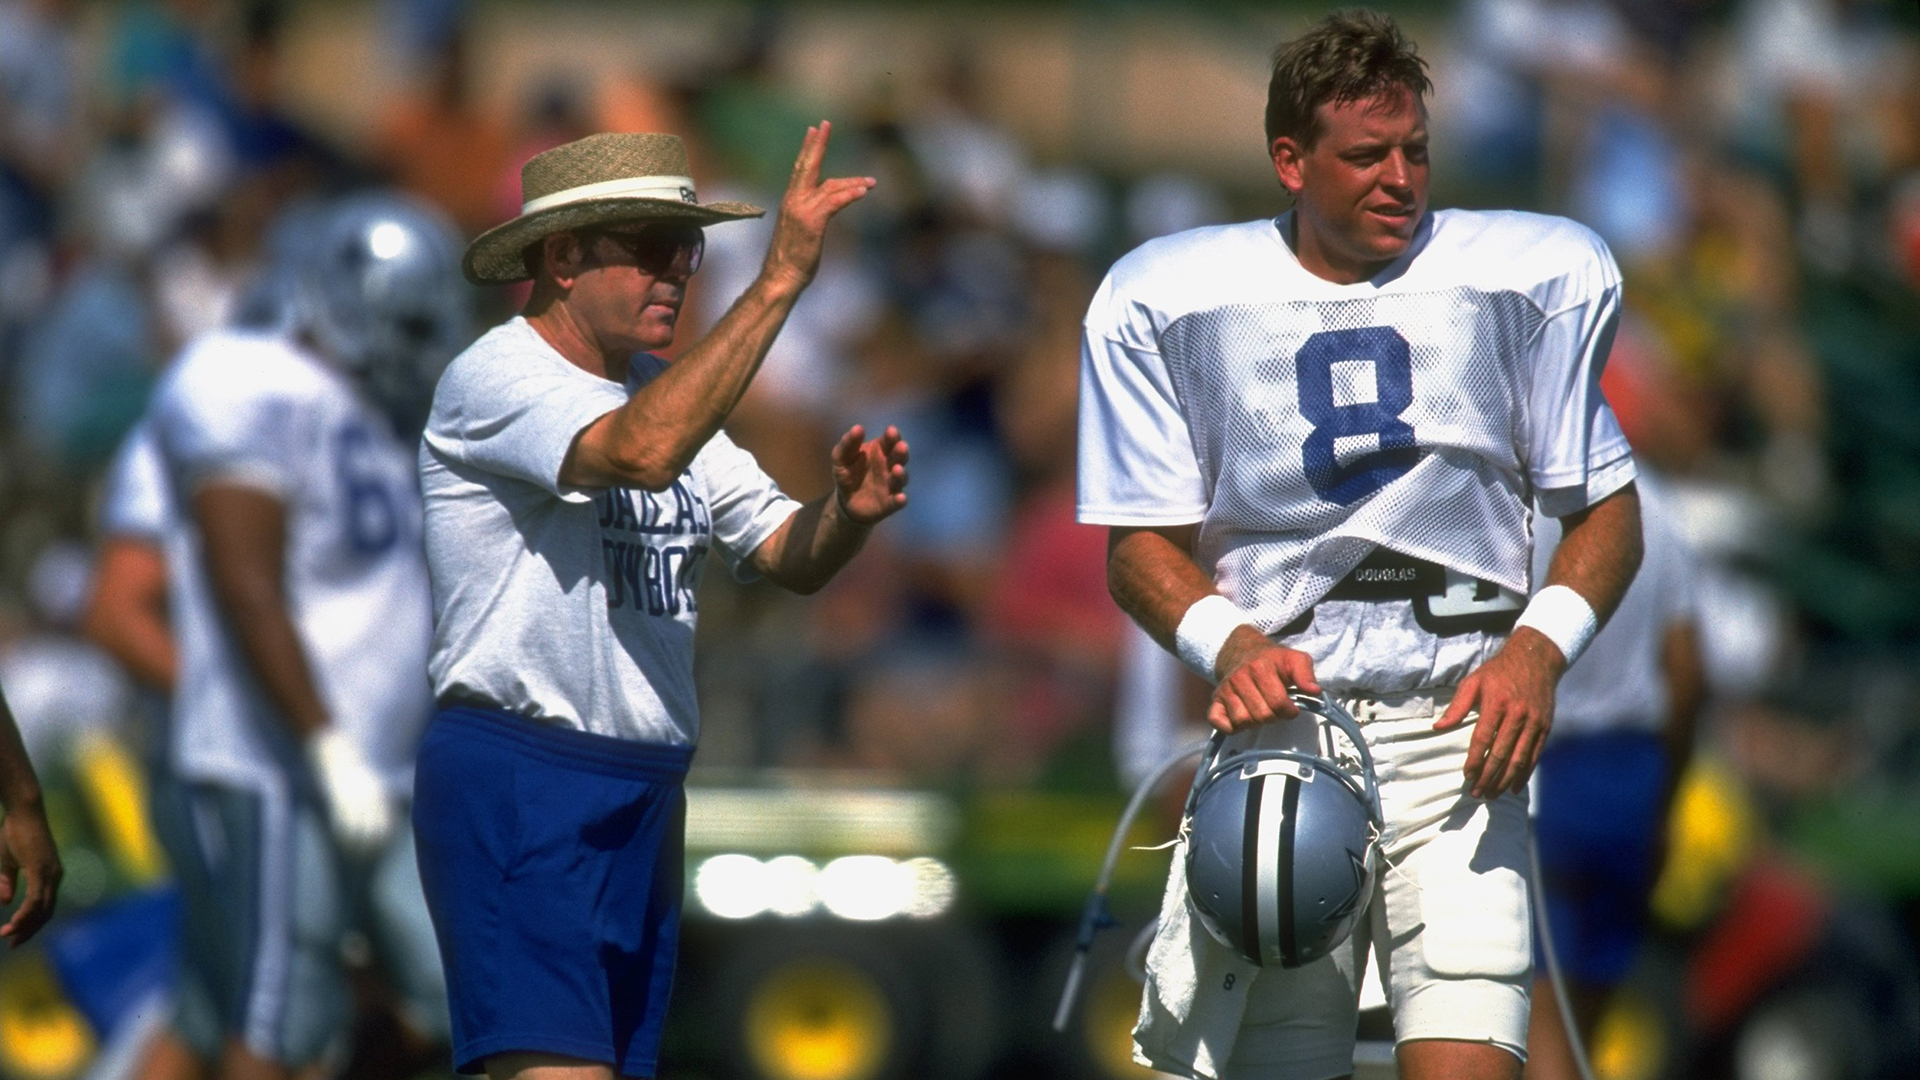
left=149, top=330, right=434, bottom=793
left=1079, top=209, right=1635, bottom=691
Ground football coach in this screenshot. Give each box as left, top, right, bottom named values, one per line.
left=412, top=124, right=908, bottom=1080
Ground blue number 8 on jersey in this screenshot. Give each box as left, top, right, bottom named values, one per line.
left=1295, top=326, right=1419, bottom=506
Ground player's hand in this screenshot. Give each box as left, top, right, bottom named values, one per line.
left=1208, top=628, right=1321, bottom=733
left=0, top=802, right=61, bottom=946
left=1436, top=627, right=1565, bottom=799
left=832, top=424, right=909, bottom=526
left=763, top=121, right=875, bottom=291
left=307, top=729, right=394, bottom=854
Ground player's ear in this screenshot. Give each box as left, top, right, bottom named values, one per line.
left=1271, top=136, right=1305, bottom=196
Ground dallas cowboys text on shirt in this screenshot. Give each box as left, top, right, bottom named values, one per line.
left=599, top=476, right=711, bottom=616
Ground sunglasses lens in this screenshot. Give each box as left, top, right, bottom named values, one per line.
left=603, top=227, right=704, bottom=275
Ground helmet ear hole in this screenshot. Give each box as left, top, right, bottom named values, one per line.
left=1182, top=699, right=1382, bottom=969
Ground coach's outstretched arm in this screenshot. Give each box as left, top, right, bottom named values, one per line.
left=560, top=122, right=874, bottom=492
left=752, top=424, right=910, bottom=594
left=1437, top=482, right=1644, bottom=798
left=1108, top=523, right=1322, bottom=734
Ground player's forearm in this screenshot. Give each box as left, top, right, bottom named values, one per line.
left=755, top=493, right=871, bottom=595
left=193, top=487, right=330, bottom=738
left=82, top=542, right=178, bottom=692
left=570, top=275, right=805, bottom=491
left=1107, top=525, right=1231, bottom=648
left=210, top=575, right=331, bottom=738
left=1541, top=482, right=1643, bottom=626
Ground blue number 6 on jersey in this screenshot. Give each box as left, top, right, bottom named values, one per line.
left=1295, top=326, right=1420, bottom=505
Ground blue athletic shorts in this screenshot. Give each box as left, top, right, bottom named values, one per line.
left=1531, top=729, right=1669, bottom=986
left=413, top=704, right=692, bottom=1078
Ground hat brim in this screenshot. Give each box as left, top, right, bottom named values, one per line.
left=462, top=197, right=764, bottom=285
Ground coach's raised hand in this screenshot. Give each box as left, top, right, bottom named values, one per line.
left=763, top=122, right=875, bottom=292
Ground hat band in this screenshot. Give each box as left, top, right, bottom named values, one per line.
left=520, top=174, right=698, bottom=215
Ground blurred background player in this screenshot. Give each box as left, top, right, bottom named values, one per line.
left=82, top=416, right=201, bottom=1080
left=142, top=191, right=467, bottom=1080
left=1523, top=479, right=1705, bottom=1080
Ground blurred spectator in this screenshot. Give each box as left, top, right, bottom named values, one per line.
left=1730, top=0, right=1918, bottom=273
left=2, top=544, right=134, bottom=766
left=0, top=0, right=84, bottom=189
left=1125, top=172, right=1229, bottom=246
left=375, top=27, right=512, bottom=236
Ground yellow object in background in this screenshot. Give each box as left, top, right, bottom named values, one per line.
left=746, top=956, right=893, bottom=1080
left=1650, top=759, right=1758, bottom=931
left=70, top=732, right=167, bottom=887
left=0, top=955, right=94, bottom=1080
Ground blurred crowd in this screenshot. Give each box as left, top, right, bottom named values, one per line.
left=1, top=0, right=1919, bottom=1065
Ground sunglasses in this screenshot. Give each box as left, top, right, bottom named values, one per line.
left=588, top=224, right=705, bottom=276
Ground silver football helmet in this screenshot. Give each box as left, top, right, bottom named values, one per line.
left=294, top=192, right=470, bottom=430
left=1183, top=695, right=1384, bottom=968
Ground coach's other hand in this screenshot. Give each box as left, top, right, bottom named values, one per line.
left=764, top=121, right=875, bottom=291
left=832, top=425, right=909, bottom=526
left=1208, top=628, right=1321, bottom=733
left=0, top=799, right=60, bottom=946
left=1436, top=629, right=1565, bottom=799
left=308, top=728, right=395, bottom=853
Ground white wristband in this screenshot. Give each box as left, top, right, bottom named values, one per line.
left=1514, top=585, right=1599, bottom=667
left=1174, top=594, right=1256, bottom=683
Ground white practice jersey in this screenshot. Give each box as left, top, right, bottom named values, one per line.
left=420, top=318, right=799, bottom=746
left=149, top=330, right=434, bottom=793
left=101, top=417, right=170, bottom=541
left=1079, top=209, right=1635, bottom=691
left=1534, top=475, right=1696, bottom=736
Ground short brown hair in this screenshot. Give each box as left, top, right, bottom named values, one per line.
left=1265, top=10, right=1431, bottom=149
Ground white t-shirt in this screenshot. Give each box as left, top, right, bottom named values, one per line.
left=1078, top=209, right=1634, bottom=692
left=1535, top=475, right=1696, bottom=736
left=149, top=330, right=435, bottom=792
left=101, top=418, right=169, bottom=541
left=420, top=317, right=800, bottom=746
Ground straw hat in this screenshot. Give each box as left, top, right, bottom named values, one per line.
left=463, top=132, right=763, bottom=285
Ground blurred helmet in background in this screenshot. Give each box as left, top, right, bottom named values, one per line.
left=296, top=192, right=471, bottom=431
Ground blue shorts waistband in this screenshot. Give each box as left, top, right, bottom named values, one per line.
left=432, top=703, right=693, bottom=783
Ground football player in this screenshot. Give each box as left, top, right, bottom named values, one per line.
left=1078, top=11, right=1643, bottom=1080
left=144, top=193, right=464, bottom=1080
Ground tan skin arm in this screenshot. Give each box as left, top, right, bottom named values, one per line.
left=192, top=485, right=329, bottom=739
left=1106, top=523, right=1324, bottom=731
left=82, top=538, right=177, bottom=693
left=1438, top=482, right=1644, bottom=797
left=0, top=685, right=60, bottom=946
left=749, top=425, right=910, bottom=594
left=560, top=123, right=875, bottom=492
